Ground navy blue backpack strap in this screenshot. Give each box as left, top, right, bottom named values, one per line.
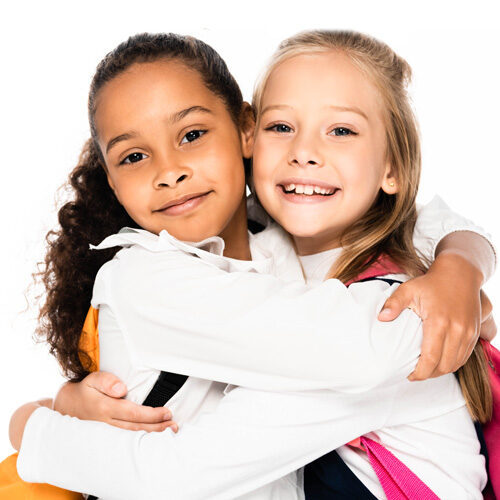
left=304, top=450, right=378, bottom=499
left=475, top=421, right=489, bottom=471
left=304, top=276, right=402, bottom=499
left=87, top=371, right=188, bottom=500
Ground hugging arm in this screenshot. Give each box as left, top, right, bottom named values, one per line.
left=18, top=356, right=464, bottom=500
left=11, top=198, right=496, bottom=433
left=96, top=199, right=495, bottom=392
left=99, top=253, right=422, bottom=393
left=384, top=196, right=496, bottom=379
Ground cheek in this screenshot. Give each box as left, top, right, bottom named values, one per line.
left=113, top=175, right=149, bottom=214
left=341, top=141, right=384, bottom=187
left=206, top=148, right=246, bottom=204
left=252, top=137, right=277, bottom=194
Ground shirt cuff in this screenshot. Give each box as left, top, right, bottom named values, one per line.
left=16, top=406, right=51, bottom=483
left=415, top=195, right=497, bottom=269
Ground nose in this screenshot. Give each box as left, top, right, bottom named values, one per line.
left=288, top=133, right=323, bottom=168
left=153, top=158, right=192, bottom=188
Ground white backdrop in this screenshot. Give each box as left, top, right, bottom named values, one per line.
left=1, top=0, right=499, bottom=458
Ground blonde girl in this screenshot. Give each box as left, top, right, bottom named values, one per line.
left=251, top=29, right=495, bottom=498
left=12, top=31, right=496, bottom=499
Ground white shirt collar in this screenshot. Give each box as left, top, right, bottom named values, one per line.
left=90, top=227, right=274, bottom=275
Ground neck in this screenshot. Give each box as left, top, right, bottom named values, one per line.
left=293, top=232, right=341, bottom=256
left=219, top=197, right=252, bottom=261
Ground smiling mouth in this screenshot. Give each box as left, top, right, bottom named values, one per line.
left=154, top=191, right=213, bottom=215
left=278, top=183, right=339, bottom=197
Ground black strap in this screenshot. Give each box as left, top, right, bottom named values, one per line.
left=354, top=277, right=403, bottom=287
left=142, top=371, right=188, bottom=407
left=304, top=449, right=378, bottom=499
left=87, top=370, right=188, bottom=500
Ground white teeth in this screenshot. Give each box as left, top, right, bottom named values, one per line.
left=282, top=183, right=337, bottom=195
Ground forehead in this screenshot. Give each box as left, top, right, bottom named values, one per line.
left=262, top=51, right=382, bottom=117
left=94, top=60, right=224, bottom=137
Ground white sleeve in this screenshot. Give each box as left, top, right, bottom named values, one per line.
left=413, top=195, right=496, bottom=263
left=95, top=250, right=423, bottom=392
left=17, top=378, right=464, bottom=500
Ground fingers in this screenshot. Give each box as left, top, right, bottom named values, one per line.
left=110, top=399, right=172, bottom=424
left=379, top=283, right=412, bottom=322
left=85, top=371, right=127, bottom=398
left=430, top=324, right=477, bottom=377
left=408, top=318, right=446, bottom=381
left=110, top=418, right=179, bottom=433
left=480, top=290, right=493, bottom=323
left=409, top=318, right=478, bottom=381
left=480, top=315, right=498, bottom=342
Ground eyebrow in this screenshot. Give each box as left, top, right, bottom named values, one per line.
left=260, top=104, right=368, bottom=121
left=106, top=132, right=137, bottom=154
left=105, top=106, right=213, bottom=154
left=169, top=105, right=213, bottom=124
left=260, top=104, right=291, bottom=115
left=327, top=105, right=368, bottom=121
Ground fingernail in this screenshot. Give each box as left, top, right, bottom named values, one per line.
left=379, top=308, right=392, bottom=318
left=164, top=411, right=171, bottom=420
left=111, top=382, right=125, bottom=395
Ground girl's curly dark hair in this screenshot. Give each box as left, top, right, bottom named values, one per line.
left=36, top=33, right=244, bottom=380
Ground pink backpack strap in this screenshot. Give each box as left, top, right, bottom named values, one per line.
left=356, top=437, right=440, bottom=500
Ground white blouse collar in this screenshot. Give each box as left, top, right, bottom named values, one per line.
left=90, top=227, right=274, bottom=275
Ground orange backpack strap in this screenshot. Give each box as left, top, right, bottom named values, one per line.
left=78, top=306, right=100, bottom=372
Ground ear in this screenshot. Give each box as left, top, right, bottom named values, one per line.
left=380, top=162, right=398, bottom=195
left=239, top=102, right=255, bottom=158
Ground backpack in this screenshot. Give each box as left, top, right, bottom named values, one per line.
left=305, top=255, right=498, bottom=500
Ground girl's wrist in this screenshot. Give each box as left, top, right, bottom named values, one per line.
left=431, top=251, right=484, bottom=289
left=434, top=231, right=494, bottom=285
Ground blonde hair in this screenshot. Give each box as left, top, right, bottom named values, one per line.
left=253, top=30, right=492, bottom=423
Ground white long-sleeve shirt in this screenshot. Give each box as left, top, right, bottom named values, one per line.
left=18, top=197, right=493, bottom=499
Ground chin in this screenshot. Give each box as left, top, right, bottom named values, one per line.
left=278, top=219, right=329, bottom=239
left=160, top=221, right=219, bottom=243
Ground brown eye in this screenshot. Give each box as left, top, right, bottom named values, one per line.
left=121, top=152, right=147, bottom=165
left=180, top=129, right=207, bottom=144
